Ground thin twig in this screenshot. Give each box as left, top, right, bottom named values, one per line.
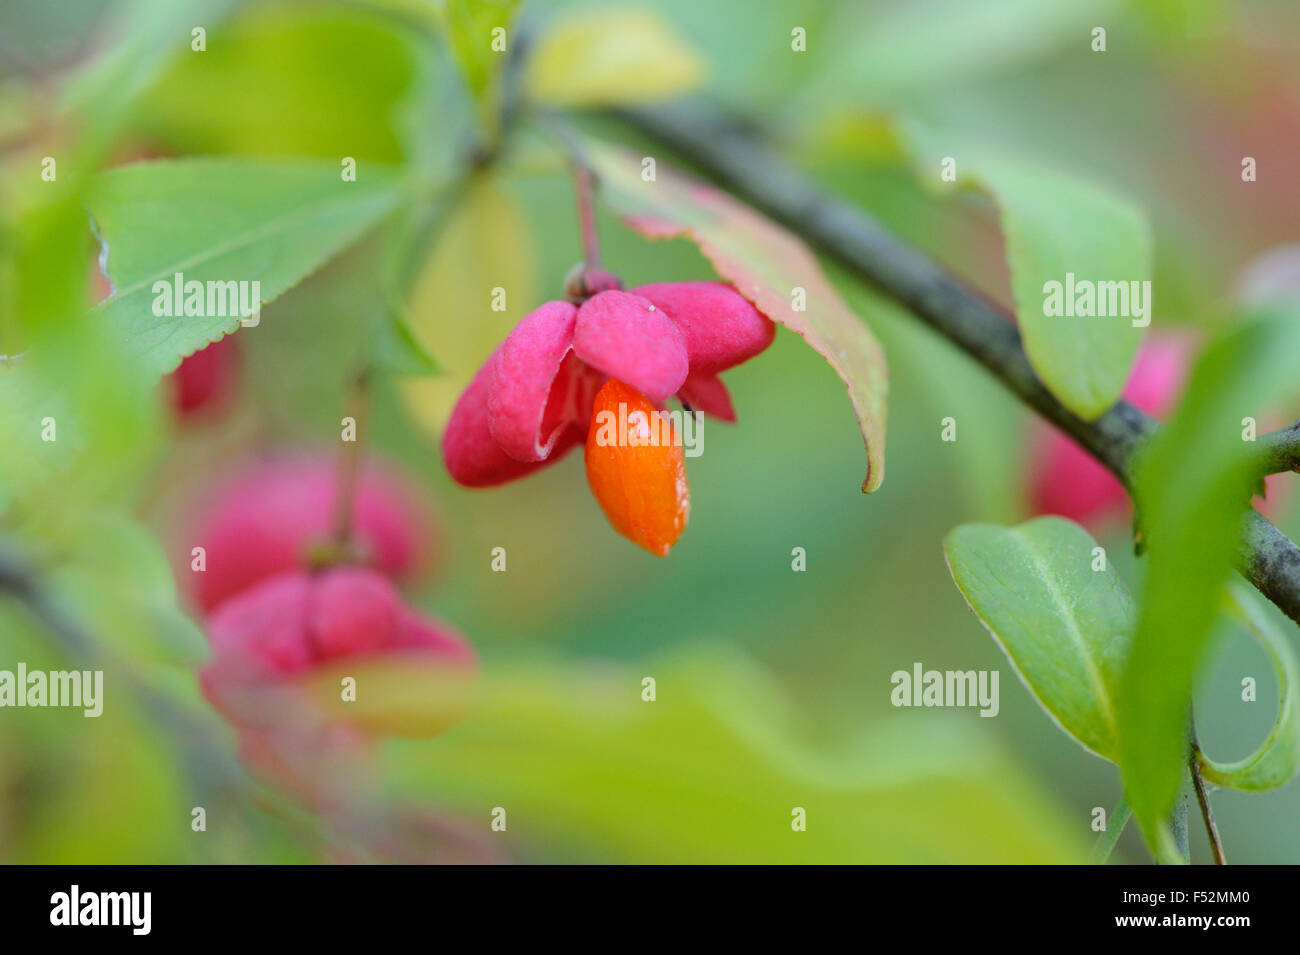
left=621, top=101, right=1300, bottom=627
left=1190, top=740, right=1228, bottom=864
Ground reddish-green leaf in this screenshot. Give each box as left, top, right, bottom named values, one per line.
left=582, top=139, right=889, bottom=491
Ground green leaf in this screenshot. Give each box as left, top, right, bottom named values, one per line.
left=900, top=123, right=1151, bottom=419
left=435, top=0, right=522, bottom=135
left=1090, top=793, right=1131, bottom=863
left=828, top=0, right=1120, bottom=102
left=978, top=155, right=1151, bottom=419
left=15, top=698, right=186, bottom=864
left=130, top=4, right=428, bottom=161
left=400, top=175, right=536, bottom=435
left=833, top=263, right=1023, bottom=521
left=582, top=137, right=889, bottom=491
left=1133, top=0, right=1229, bottom=39
left=944, top=516, right=1135, bottom=761
left=58, top=0, right=243, bottom=158
left=1119, top=309, right=1300, bottom=849
left=374, top=306, right=440, bottom=377
left=0, top=180, right=158, bottom=512
left=389, top=648, right=1089, bottom=863
left=87, top=158, right=412, bottom=380
left=1198, top=582, right=1300, bottom=791
left=43, top=512, right=206, bottom=665
left=526, top=6, right=705, bottom=107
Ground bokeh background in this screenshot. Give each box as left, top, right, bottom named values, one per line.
left=1, top=0, right=1298, bottom=863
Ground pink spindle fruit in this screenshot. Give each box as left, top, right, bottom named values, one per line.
left=191, top=455, right=434, bottom=613
left=200, top=568, right=475, bottom=738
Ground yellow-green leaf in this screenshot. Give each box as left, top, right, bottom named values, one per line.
left=436, top=0, right=522, bottom=134
left=400, top=177, right=536, bottom=435
left=388, top=649, right=1089, bottom=863
left=527, top=7, right=705, bottom=107
left=1198, top=583, right=1300, bottom=792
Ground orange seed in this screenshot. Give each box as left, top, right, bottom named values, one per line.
left=584, top=378, right=689, bottom=557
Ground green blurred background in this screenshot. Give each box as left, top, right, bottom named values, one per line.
left=1, top=0, right=1298, bottom=863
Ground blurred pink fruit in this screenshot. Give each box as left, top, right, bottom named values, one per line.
left=191, top=455, right=434, bottom=613
left=1027, top=336, right=1193, bottom=526
left=200, top=567, right=475, bottom=738
left=1027, top=335, right=1290, bottom=526
left=171, top=336, right=240, bottom=419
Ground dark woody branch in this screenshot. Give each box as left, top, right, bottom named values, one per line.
left=623, top=101, right=1300, bottom=627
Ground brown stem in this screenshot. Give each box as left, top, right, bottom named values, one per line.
left=1190, top=742, right=1227, bottom=865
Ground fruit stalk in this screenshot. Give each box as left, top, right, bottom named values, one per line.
left=572, top=161, right=602, bottom=270
left=331, top=367, right=372, bottom=552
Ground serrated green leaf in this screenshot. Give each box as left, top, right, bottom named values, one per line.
left=1119, top=309, right=1300, bottom=850
left=945, top=516, right=1134, bottom=761
left=1198, top=582, right=1300, bottom=791
left=87, top=158, right=412, bottom=380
